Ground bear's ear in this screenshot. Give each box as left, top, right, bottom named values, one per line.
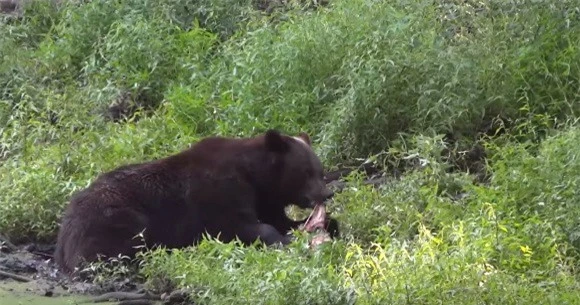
left=265, top=129, right=290, bottom=153
left=297, top=132, right=311, bottom=146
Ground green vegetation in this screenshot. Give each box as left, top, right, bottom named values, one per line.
left=1, top=0, right=579, bottom=304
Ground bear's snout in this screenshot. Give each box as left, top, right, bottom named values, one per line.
left=323, top=189, right=334, bottom=201
left=310, top=186, right=334, bottom=205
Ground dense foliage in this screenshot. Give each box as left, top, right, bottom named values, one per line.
left=1, top=0, right=579, bottom=303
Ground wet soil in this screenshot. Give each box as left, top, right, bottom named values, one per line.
left=0, top=242, right=186, bottom=305
left=0, top=246, right=103, bottom=304
left=0, top=242, right=143, bottom=304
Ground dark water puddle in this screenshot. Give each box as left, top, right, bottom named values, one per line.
left=0, top=247, right=120, bottom=305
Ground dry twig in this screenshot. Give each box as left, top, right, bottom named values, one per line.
left=0, top=270, right=33, bottom=282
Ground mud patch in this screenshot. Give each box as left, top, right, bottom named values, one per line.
left=0, top=280, right=116, bottom=305
left=0, top=245, right=148, bottom=305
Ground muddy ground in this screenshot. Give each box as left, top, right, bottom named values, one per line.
left=0, top=243, right=118, bottom=305
left=0, top=240, right=165, bottom=305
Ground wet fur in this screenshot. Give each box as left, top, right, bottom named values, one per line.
left=54, top=130, right=338, bottom=274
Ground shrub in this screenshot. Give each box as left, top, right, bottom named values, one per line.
left=189, top=0, right=579, bottom=162
left=140, top=237, right=356, bottom=305
left=0, top=108, right=198, bottom=242
left=483, top=123, right=580, bottom=255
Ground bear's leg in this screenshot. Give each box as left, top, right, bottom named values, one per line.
left=258, top=206, right=306, bottom=234
left=326, top=217, right=340, bottom=238
left=272, top=216, right=304, bottom=234
left=237, top=223, right=293, bottom=246
left=56, top=205, right=150, bottom=274
left=57, top=223, right=145, bottom=274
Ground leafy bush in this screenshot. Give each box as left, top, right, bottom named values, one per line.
left=484, top=124, right=580, bottom=255
left=189, top=0, right=579, bottom=162
left=0, top=0, right=237, bottom=133
left=2, top=0, right=578, bottom=162
left=140, top=237, right=355, bottom=305
left=0, top=108, right=198, bottom=242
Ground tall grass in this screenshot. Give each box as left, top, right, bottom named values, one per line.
left=191, top=0, right=579, bottom=161
left=2, top=0, right=578, bottom=162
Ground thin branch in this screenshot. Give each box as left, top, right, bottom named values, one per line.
left=0, top=270, right=33, bottom=282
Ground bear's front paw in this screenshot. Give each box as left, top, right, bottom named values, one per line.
left=325, top=217, right=340, bottom=238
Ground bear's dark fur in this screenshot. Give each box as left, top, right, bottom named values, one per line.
left=54, top=130, right=338, bottom=274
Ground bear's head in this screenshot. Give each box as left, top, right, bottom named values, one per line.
left=264, top=129, right=334, bottom=209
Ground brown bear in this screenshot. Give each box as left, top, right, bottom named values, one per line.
left=54, top=129, right=339, bottom=274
